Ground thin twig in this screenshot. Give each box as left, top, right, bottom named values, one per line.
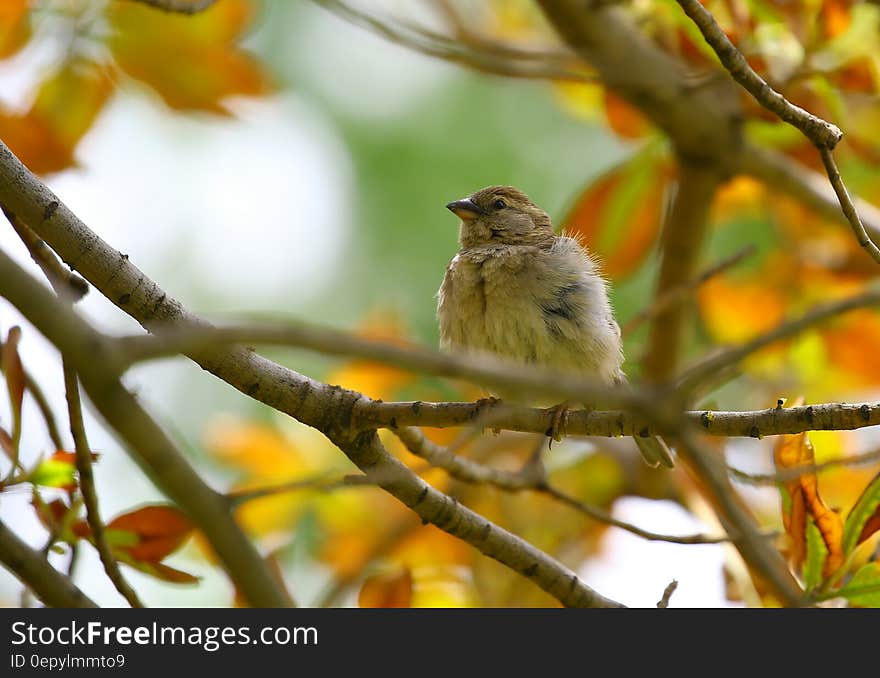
left=394, top=427, right=732, bottom=545
left=0, top=250, right=294, bottom=608
left=729, top=447, right=880, bottom=486
left=311, top=0, right=593, bottom=83
left=676, top=286, right=880, bottom=394
left=2, top=206, right=88, bottom=301
left=819, top=147, right=880, bottom=265
left=63, top=362, right=143, bottom=608
left=623, top=244, right=756, bottom=337
left=226, top=473, right=374, bottom=507
left=740, top=146, right=880, bottom=246
left=657, top=579, right=678, bottom=608
left=676, top=0, right=880, bottom=265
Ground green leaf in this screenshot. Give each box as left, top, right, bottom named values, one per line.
left=843, top=471, right=880, bottom=555
left=27, top=458, right=76, bottom=489
left=803, top=517, right=826, bottom=590
left=836, top=562, right=880, bottom=608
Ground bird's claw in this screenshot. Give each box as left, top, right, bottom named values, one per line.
left=545, top=404, right=570, bottom=448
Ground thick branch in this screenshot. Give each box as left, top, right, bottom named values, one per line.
left=343, top=429, right=623, bottom=607
left=535, top=0, right=741, bottom=163
left=0, top=519, right=97, bottom=608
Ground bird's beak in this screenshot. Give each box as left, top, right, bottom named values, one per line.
left=446, top=198, right=483, bottom=221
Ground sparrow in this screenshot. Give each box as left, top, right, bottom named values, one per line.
left=436, top=185, right=674, bottom=468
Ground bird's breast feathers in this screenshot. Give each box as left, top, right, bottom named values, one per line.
left=437, top=238, right=623, bottom=383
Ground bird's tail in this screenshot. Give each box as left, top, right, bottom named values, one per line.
left=634, top=435, right=675, bottom=468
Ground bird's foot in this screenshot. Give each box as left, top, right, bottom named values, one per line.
left=545, top=402, right=572, bottom=448
left=474, top=396, right=502, bottom=434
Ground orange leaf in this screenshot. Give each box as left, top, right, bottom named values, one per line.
left=51, top=450, right=100, bottom=465
left=559, top=150, right=670, bottom=280
left=820, top=0, right=853, bottom=39
left=0, top=60, right=113, bottom=174
left=107, top=0, right=269, bottom=113
left=698, top=275, right=788, bottom=345
left=822, top=310, right=880, bottom=388
left=0, top=0, right=29, bottom=60
left=0, top=112, right=73, bottom=175
left=31, top=60, right=114, bottom=151
left=106, top=505, right=194, bottom=563
left=358, top=567, right=413, bottom=608
left=602, top=91, right=651, bottom=140
left=774, top=430, right=844, bottom=577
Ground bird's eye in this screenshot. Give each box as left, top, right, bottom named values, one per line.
left=493, top=199, right=507, bottom=210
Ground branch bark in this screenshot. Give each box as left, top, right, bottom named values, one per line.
left=0, top=519, right=97, bottom=608
left=63, top=363, right=143, bottom=608
left=643, top=160, right=724, bottom=381
left=0, top=248, right=293, bottom=608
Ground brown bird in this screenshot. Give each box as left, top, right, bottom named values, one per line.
left=436, top=185, right=674, bottom=468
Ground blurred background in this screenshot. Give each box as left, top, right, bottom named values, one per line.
left=2, top=0, right=880, bottom=608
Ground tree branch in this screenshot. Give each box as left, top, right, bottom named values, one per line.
left=0, top=518, right=97, bottom=608
left=63, top=363, right=143, bottom=608
left=311, top=0, right=592, bottom=84
left=344, top=429, right=623, bottom=607
left=535, top=0, right=741, bottom=164
left=0, top=248, right=293, bottom=608
left=0, top=141, right=623, bottom=609
left=740, top=146, right=880, bottom=245
left=643, top=160, right=724, bottom=381
left=675, top=430, right=805, bottom=606
left=674, top=0, right=841, bottom=149
left=674, top=0, right=880, bottom=265
left=818, top=147, right=880, bottom=264
left=677, top=285, right=880, bottom=394
left=622, top=244, right=756, bottom=337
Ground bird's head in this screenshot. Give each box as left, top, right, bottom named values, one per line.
left=446, top=186, right=555, bottom=248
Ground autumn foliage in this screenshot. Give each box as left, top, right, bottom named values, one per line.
left=2, top=0, right=880, bottom=608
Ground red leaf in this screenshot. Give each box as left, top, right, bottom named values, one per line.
left=559, top=150, right=670, bottom=279
left=106, top=505, right=194, bottom=563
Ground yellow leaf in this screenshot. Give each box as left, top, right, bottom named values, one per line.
left=107, top=0, right=269, bottom=113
